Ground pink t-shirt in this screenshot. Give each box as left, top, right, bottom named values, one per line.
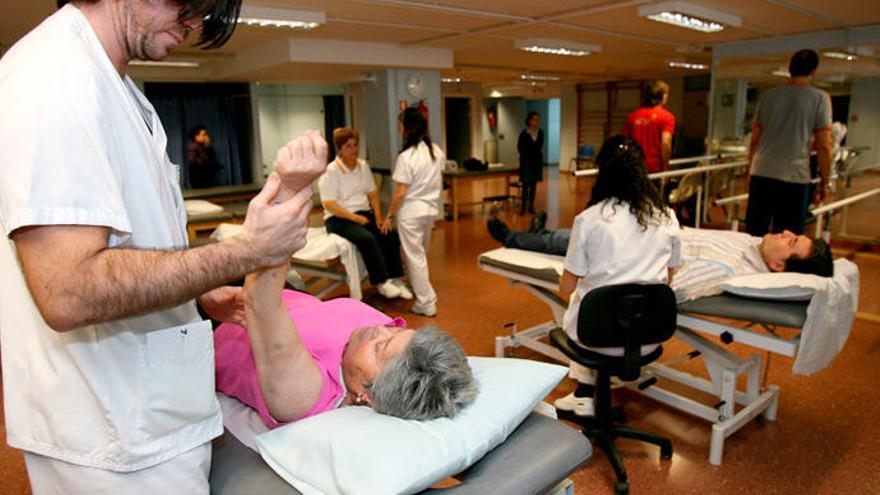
left=214, top=290, right=407, bottom=428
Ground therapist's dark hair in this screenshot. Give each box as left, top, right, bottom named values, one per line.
left=57, top=0, right=241, bottom=49
left=785, top=238, right=834, bottom=277
left=588, top=135, right=670, bottom=230
left=399, top=107, right=435, bottom=161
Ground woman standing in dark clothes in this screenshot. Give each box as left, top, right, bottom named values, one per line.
left=517, top=112, right=544, bottom=214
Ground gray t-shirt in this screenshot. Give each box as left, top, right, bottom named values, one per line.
left=751, top=84, right=832, bottom=184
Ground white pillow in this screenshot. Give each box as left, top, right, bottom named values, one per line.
left=184, top=199, right=224, bottom=216
left=255, top=357, right=567, bottom=495
left=720, top=272, right=827, bottom=301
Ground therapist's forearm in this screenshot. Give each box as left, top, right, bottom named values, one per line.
left=14, top=227, right=279, bottom=332
left=367, top=190, right=383, bottom=220
left=387, top=183, right=408, bottom=217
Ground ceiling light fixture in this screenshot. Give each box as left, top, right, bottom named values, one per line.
left=516, top=38, right=600, bottom=57
left=771, top=68, right=790, bottom=78
left=238, top=5, right=325, bottom=30
left=442, top=77, right=463, bottom=83
left=667, top=60, right=709, bottom=70
left=490, top=90, right=503, bottom=98
left=638, top=1, right=741, bottom=33
left=824, top=51, right=859, bottom=61
left=130, top=60, right=200, bottom=68
left=520, top=73, right=561, bottom=81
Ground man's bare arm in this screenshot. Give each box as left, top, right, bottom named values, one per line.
left=660, top=131, right=673, bottom=171
left=243, top=263, right=322, bottom=422
left=13, top=174, right=312, bottom=332
left=814, top=128, right=833, bottom=203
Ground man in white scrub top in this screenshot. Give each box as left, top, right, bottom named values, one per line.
left=0, top=1, right=326, bottom=493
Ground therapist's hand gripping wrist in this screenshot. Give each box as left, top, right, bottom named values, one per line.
left=242, top=173, right=313, bottom=266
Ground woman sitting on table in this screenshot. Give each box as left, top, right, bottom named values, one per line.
left=214, top=263, right=478, bottom=427
left=318, top=128, right=411, bottom=300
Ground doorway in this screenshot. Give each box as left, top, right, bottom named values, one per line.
left=444, top=97, right=473, bottom=167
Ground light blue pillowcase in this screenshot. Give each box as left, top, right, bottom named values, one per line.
left=255, top=356, right=567, bottom=495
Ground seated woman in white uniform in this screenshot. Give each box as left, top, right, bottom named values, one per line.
left=214, top=259, right=477, bottom=427
left=554, top=135, right=682, bottom=417
left=319, top=128, right=411, bottom=300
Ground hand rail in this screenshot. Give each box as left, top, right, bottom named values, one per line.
left=714, top=193, right=749, bottom=206
left=811, top=187, right=880, bottom=216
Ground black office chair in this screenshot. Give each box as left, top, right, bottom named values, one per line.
left=549, top=284, right=677, bottom=495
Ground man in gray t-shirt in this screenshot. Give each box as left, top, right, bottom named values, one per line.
left=746, top=49, right=833, bottom=236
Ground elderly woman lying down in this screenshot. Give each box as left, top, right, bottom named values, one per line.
left=215, top=262, right=478, bottom=428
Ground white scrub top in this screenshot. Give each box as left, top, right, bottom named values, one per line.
left=0, top=5, right=221, bottom=471
left=317, top=158, right=376, bottom=220
left=392, top=142, right=445, bottom=219
left=561, top=200, right=681, bottom=344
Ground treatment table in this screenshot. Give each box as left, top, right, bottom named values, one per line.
left=210, top=394, right=592, bottom=495
left=478, top=247, right=814, bottom=465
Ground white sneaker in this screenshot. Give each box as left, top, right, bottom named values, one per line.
left=392, top=279, right=413, bottom=300
left=377, top=280, right=401, bottom=299
left=553, top=392, right=595, bottom=417
left=410, top=304, right=437, bottom=317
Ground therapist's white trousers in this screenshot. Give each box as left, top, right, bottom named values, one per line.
left=397, top=215, right=437, bottom=310
left=24, top=442, right=211, bottom=495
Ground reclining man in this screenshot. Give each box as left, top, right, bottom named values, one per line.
left=487, top=216, right=834, bottom=302
left=488, top=217, right=833, bottom=415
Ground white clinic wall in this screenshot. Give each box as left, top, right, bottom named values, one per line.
left=254, top=84, right=345, bottom=178
left=496, top=97, right=526, bottom=165
left=559, top=84, right=578, bottom=171
left=847, top=77, right=880, bottom=166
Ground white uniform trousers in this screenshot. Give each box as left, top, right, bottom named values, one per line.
left=397, top=215, right=437, bottom=310
left=24, top=442, right=211, bottom=495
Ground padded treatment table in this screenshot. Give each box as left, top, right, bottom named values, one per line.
left=209, top=412, right=592, bottom=495
left=478, top=247, right=812, bottom=465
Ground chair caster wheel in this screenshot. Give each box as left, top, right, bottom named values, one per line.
left=615, top=481, right=629, bottom=494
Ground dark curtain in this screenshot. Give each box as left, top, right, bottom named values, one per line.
left=323, top=95, right=346, bottom=162
left=146, top=83, right=253, bottom=188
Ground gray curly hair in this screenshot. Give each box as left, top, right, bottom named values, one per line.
left=370, top=326, right=478, bottom=420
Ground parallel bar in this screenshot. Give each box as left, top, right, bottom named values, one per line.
left=811, top=187, right=880, bottom=216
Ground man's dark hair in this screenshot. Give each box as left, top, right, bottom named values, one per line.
left=187, top=124, right=207, bottom=142
left=643, top=80, right=669, bottom=107
left=789, top=49, right=820, bottom=77
left=785, top=238, right=834, bottom=277
left=57, top=0, right=241, bottom=49
left=588, top=135, right=671, bottom=229
left=525, top=111, right=540, bottom=126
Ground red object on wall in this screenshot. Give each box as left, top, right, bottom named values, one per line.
left=487, top=107, right=497, bottom=129
left=417, top=100, right=429, bottom=124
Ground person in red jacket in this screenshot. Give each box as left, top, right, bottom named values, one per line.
left=622, top=80, right=675, bottom=174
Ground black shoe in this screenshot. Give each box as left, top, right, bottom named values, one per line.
left=487, top=218, right=511, bottom=245
left=528, top=211, right=547, bottom=233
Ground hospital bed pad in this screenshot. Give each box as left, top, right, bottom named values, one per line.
left=212, top=392, right=591, bottom=495
left=678, top=294, right=808, bottom=328
left=478, top=248, right=562, bottom=285
left=210, top=415, right=589, bottom=495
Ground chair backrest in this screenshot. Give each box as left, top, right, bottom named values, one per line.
left=577, top=284, right=677, bottom=379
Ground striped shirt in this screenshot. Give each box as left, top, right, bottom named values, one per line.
left=672, top=228, right=768, bottom=302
